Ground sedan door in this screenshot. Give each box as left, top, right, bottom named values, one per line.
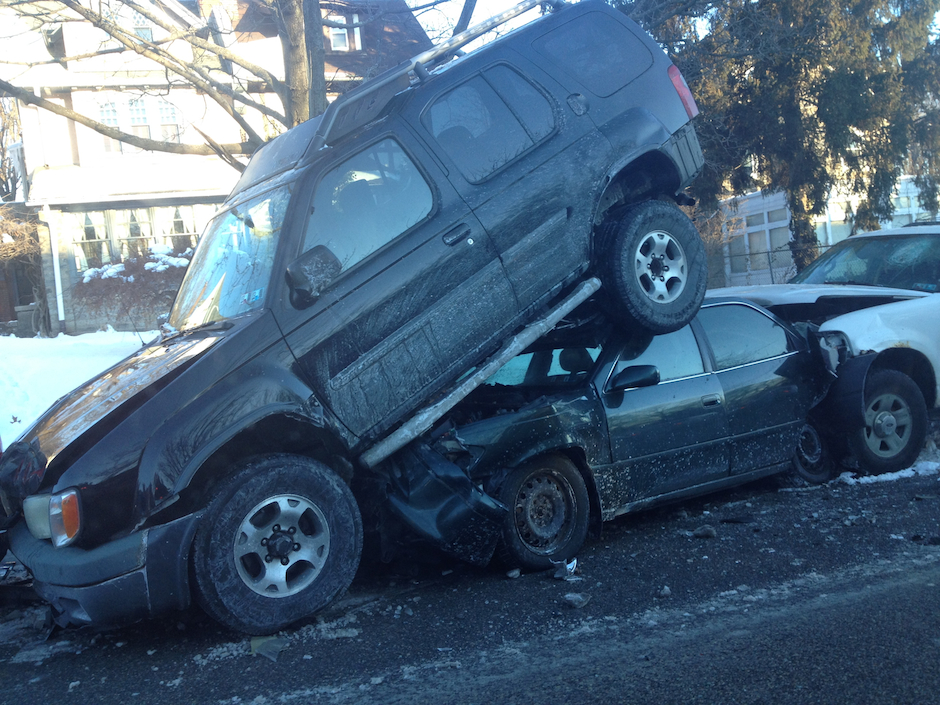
left=694, top=303, right=815, bottom=475
left=599, top=324, right=730, bottom=503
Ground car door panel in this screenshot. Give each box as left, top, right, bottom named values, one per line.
left=279, top=129, right=517, bottom=442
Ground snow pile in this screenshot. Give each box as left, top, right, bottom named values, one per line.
left=145, top=243, right=192, bottom=273
left=837, top=460, right=940, bottom=486
left=81, top=245, right=191, bottom=282
left=0, top=328, right=152, bottom=444
left=82, top=262, right=127, bottom=284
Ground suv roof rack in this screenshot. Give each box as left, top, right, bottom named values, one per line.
left=902, top=220, right=940, bottom=227
left=307, top=0, right=565, bottom=154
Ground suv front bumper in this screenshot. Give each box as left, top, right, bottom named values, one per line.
left=8, top=512, right=201, bottom=627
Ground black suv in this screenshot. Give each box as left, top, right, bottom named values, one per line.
left=0, top=0, right=705, bottom=633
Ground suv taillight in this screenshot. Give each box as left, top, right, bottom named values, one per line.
left=669, top=65, right=699, bottom=119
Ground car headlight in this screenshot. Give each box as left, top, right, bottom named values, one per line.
left=818, top=330, right=851, bottom=373
left=23, top=488, right=82, bottom=547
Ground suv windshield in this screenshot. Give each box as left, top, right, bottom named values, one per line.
left=169, top=184, right=292, bottom=330
left=791, top=233, right=940, bottom=293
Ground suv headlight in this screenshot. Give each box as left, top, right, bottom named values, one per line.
left=23, top=488, right=82, bottom=547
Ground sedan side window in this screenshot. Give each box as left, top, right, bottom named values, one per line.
left=302, top=138, right=433, bottom=273
left=487, top=346, right=601, bottom=387
left=612, top=325, right=703, bottom=383
left=696, top=304, right=793, bottom=370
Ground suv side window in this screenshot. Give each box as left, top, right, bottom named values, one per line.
left=696, top=305, right=793, bottom=370
left=303, top=138, right=433, bottom=272
left=533, top=12, right=653, bottom=97
left=423, top=65, right=554, bottom=183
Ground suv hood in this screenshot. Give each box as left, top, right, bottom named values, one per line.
left=18, top=335, right=220, bottom=468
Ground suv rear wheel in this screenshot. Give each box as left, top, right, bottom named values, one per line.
left=601, top=200, right=707, bottom=334
left=848, top=369, right=927, bottom=474
left=191, top=454, right=362, bottom=634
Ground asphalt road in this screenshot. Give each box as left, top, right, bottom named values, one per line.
left=1, top=447, right=939, bottom=704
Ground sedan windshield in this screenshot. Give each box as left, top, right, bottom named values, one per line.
left=791, top=233, right=940, bottom=292
left=169, top=184, right=292, bottom=330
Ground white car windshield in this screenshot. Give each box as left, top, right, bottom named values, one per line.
left=169, top=184, right=292, bottom=330
left=791, top=233, right=940, bottom=293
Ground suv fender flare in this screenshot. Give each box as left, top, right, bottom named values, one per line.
left=135, top=368, right=343, bottom=525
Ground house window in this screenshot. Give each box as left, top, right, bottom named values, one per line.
left=158, top=101, right=180, bottom=143
left=99, top=102, right=122, bottom=153
left=132, top=10, right=153, bottom=42
left=129, top=98, right=151, bottom=140
left=71, top=212, right=113, bottom=272
left=70, top=205, right=218, bottom=275
left=328, top=14, right=348, bottom=51
left=114, top=208, right=154, bottom=260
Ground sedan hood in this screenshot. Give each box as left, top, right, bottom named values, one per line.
left=708, top=283, right=927, bottom=308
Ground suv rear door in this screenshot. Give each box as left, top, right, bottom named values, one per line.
left=411, top=51, right=609, bottom=313
left=279, top=128, right=516, bottom=442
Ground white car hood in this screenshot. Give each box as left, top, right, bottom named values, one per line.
left=708, top=283, right=927, bottom=307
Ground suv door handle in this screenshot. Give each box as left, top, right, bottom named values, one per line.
left=701, top=394, right=722, bottom=407
left=567, top=93, right=589, bottom=116
left=443, top=225, right=472, bottom=246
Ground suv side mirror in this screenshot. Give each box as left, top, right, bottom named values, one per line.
left=609, top=364, right=660, bottom=391
left=286, top=245, right=342, bottom=308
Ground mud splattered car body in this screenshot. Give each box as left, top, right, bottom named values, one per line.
left=390, top=299, right=828, bottom=569
left=0, top=0, right=708, bottom=634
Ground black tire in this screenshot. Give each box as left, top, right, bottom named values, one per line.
left=497, top=455, right=590, bottom=571
left=791, top=421, right=836, bottom=484
left=191, top=454, right=362, bottom=634
left=601, top=200, right=707, bottom=334
left=847, top=370, right=927, bottom=475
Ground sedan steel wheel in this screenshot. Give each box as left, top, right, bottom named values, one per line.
left=511, top=472, right=577, bottom=555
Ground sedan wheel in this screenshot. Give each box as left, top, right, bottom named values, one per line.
left=791, top=421, right=835, bottom=484
left=497, top=455, right=590, bottom=570
left=848, top=370, right=927, bottom=474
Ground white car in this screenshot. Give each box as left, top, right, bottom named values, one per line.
left=714, top=223, right=940, bottom=475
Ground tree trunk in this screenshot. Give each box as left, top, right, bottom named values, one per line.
left=787, top=198, right=820, bottom=272
left=278, top=0, right=310, bottom=126
left=305, top=0, right=329, bottom=119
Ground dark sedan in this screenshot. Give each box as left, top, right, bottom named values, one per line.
left=390, top=299, right=831, bottom=570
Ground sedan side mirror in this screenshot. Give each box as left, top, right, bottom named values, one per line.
left=609, top=364, right=660, bottom=391
left=286, top=245, right=342, bottom=308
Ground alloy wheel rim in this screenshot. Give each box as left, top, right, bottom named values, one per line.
left=233, top=494, right=330, bottom=598
left=633, top=230, right=688, bottom=304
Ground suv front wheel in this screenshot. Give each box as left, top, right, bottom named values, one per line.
left=601, top=200, right=707, bottom=334
left=191, top=454, right=362, bottom=634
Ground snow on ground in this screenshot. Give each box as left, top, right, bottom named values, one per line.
left=0, top=329, right=153, bottom=446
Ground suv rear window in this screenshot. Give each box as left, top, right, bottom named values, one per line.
left=533, top=12, right=653, bottom=97
left=423, top=65, right=554, bottom=183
